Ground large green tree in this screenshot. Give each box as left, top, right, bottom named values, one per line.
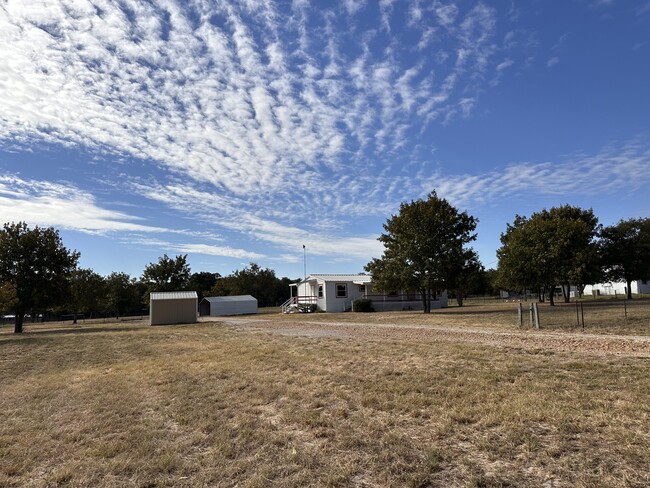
left=365, top=191, right=478, bottom=313
left=599, top=218, right=650, bottom=299
left=141, top=254, right=191, bottom=294
left=496, top=206, right=600, bottom=305
left=0, top=222, right=79, bottom=333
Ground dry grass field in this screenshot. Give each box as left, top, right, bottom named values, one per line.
left=2, top=301, right=650, bottom=487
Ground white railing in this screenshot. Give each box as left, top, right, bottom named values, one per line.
left=281, top=296, right=297, bottom=313
left=281, top=295, right=319, bottom=313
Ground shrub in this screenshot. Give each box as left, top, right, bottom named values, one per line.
left=297, top=303, right=318, bottom=313
left=353, top=298, right=375, bottom=312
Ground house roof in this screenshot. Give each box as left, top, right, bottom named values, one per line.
left=201, top=295, right=257, bottom=303
left=150, top=291, right=198, bottom=300
left=305, top=274, right=372, bottom=284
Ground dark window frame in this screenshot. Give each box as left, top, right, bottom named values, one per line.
left=336, top=283, right=348, bottom=298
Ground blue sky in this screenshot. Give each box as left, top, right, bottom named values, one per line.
left=1, top=0, right=649, bottom=280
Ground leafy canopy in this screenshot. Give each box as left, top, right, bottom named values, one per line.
left=599, top=217, right=650, bottom=298
left=365, top=191, right=477, bottom=313
left=0, top=222, right=79, bottom=333
left=141, top=254, right=191, bottom=293
left=496, top=205, right=600, bottom=304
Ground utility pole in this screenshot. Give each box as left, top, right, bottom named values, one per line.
left=303, top=244, right=306, bottom=282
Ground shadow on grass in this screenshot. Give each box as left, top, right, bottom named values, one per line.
left=0, top=323, right=148, bottom=339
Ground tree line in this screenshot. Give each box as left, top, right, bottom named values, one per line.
left=2, top=194, right=648, bottom=329
left=0, top=222, right=293, bottom=333
left=366, top=193, right=650, bottom=311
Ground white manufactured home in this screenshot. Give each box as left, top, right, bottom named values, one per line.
left=150, top=291, right=198, bottom=325
left=283, top=274, right=448, bottom=313
left=200, top=295, right=258, bottom=316
left=584, top=280, right=650, bottom=296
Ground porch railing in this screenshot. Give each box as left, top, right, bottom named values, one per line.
left=281, top=295, right=318, bottom=313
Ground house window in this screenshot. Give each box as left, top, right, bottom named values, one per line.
left=358, top=284, right=366, bottom=293
left=336, top=283, right=347, bottom=298
left=318, top=285, right=323, bottom=298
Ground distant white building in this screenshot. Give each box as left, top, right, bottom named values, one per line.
left=200, top=295, right=258, bottom=316
left=584, top=280, right=650, bottom=296
left=283, top=274, right=448, bottom=313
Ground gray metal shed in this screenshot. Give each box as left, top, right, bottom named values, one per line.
left=200, top=295, right=258, bottom=316
left=150, top=291, right=198, bottom=325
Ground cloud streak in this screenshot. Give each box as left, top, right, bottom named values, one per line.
left=429, top=140, right=650, bottom=207
left=0, top=174, right=263, bottom=260
left=0, top=175, right=165, bottom=234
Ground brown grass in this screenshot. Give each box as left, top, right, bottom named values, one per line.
left=1, top=307, right=650, bottom=487
left=272, top=298, right=650, bottom=335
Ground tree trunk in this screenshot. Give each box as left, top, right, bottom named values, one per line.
left=456, top=294, right=464, bottom=307
left=626, top=278, right=633, bottom=299
left=421, top=288, right=430, bottom=313
left=549, top=285, right=555, bottom=306
left=14, top=312, right=23, bottom=334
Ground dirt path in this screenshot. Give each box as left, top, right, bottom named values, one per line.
left=214, top=316, right=650, bottom=357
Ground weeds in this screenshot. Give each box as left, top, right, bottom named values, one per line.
left=1, top=319, right=649, bottom=487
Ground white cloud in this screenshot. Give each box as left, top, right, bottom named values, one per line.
left=127, top=237, right=264, bottom=260
left=0, top=174, right=267, bottom=260
left=496, top=58, right=514, bottom=71
left=547, top=56, right=560, bottom=67
left=4, top=0, right=610, bottom=269
left=0, top=175, right=166, bottom=234
left=427, top=140, right=650, bottom=207
left=0, top=0, right=505, bottom=208
left=130, top=181, right=386, bottom=260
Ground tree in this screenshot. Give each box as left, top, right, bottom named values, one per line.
left=447, top=250, right=483, bottom=306
left=210, top=263, right=281, bottom=307
left=599, top=218, right=650, bottom=299
left=365, top=191, right=478, bottom=313
left=496, top=206, right=600, bottom=305
left=68, top=268, right=106, bottom=323
left=0, top=222, right=79, bottom=333
left=141, top=254, right=191, bottom=294
left=187, top=271, right=221, bottom=301
left=105, top=272, right=144, bottom=319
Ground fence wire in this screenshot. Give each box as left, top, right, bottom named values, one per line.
left=520, top=298, right=650, bottom=333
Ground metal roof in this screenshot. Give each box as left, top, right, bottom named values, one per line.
left=150, top=291, right=198, bottom=300
left=305, top=274, right=372, bottom=283
left=202, top=295, right=257, bottom=303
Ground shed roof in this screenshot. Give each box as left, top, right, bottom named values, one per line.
left=150, top=291, right=198, bottom=300
left=202, top=295, right=257, bottom=303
